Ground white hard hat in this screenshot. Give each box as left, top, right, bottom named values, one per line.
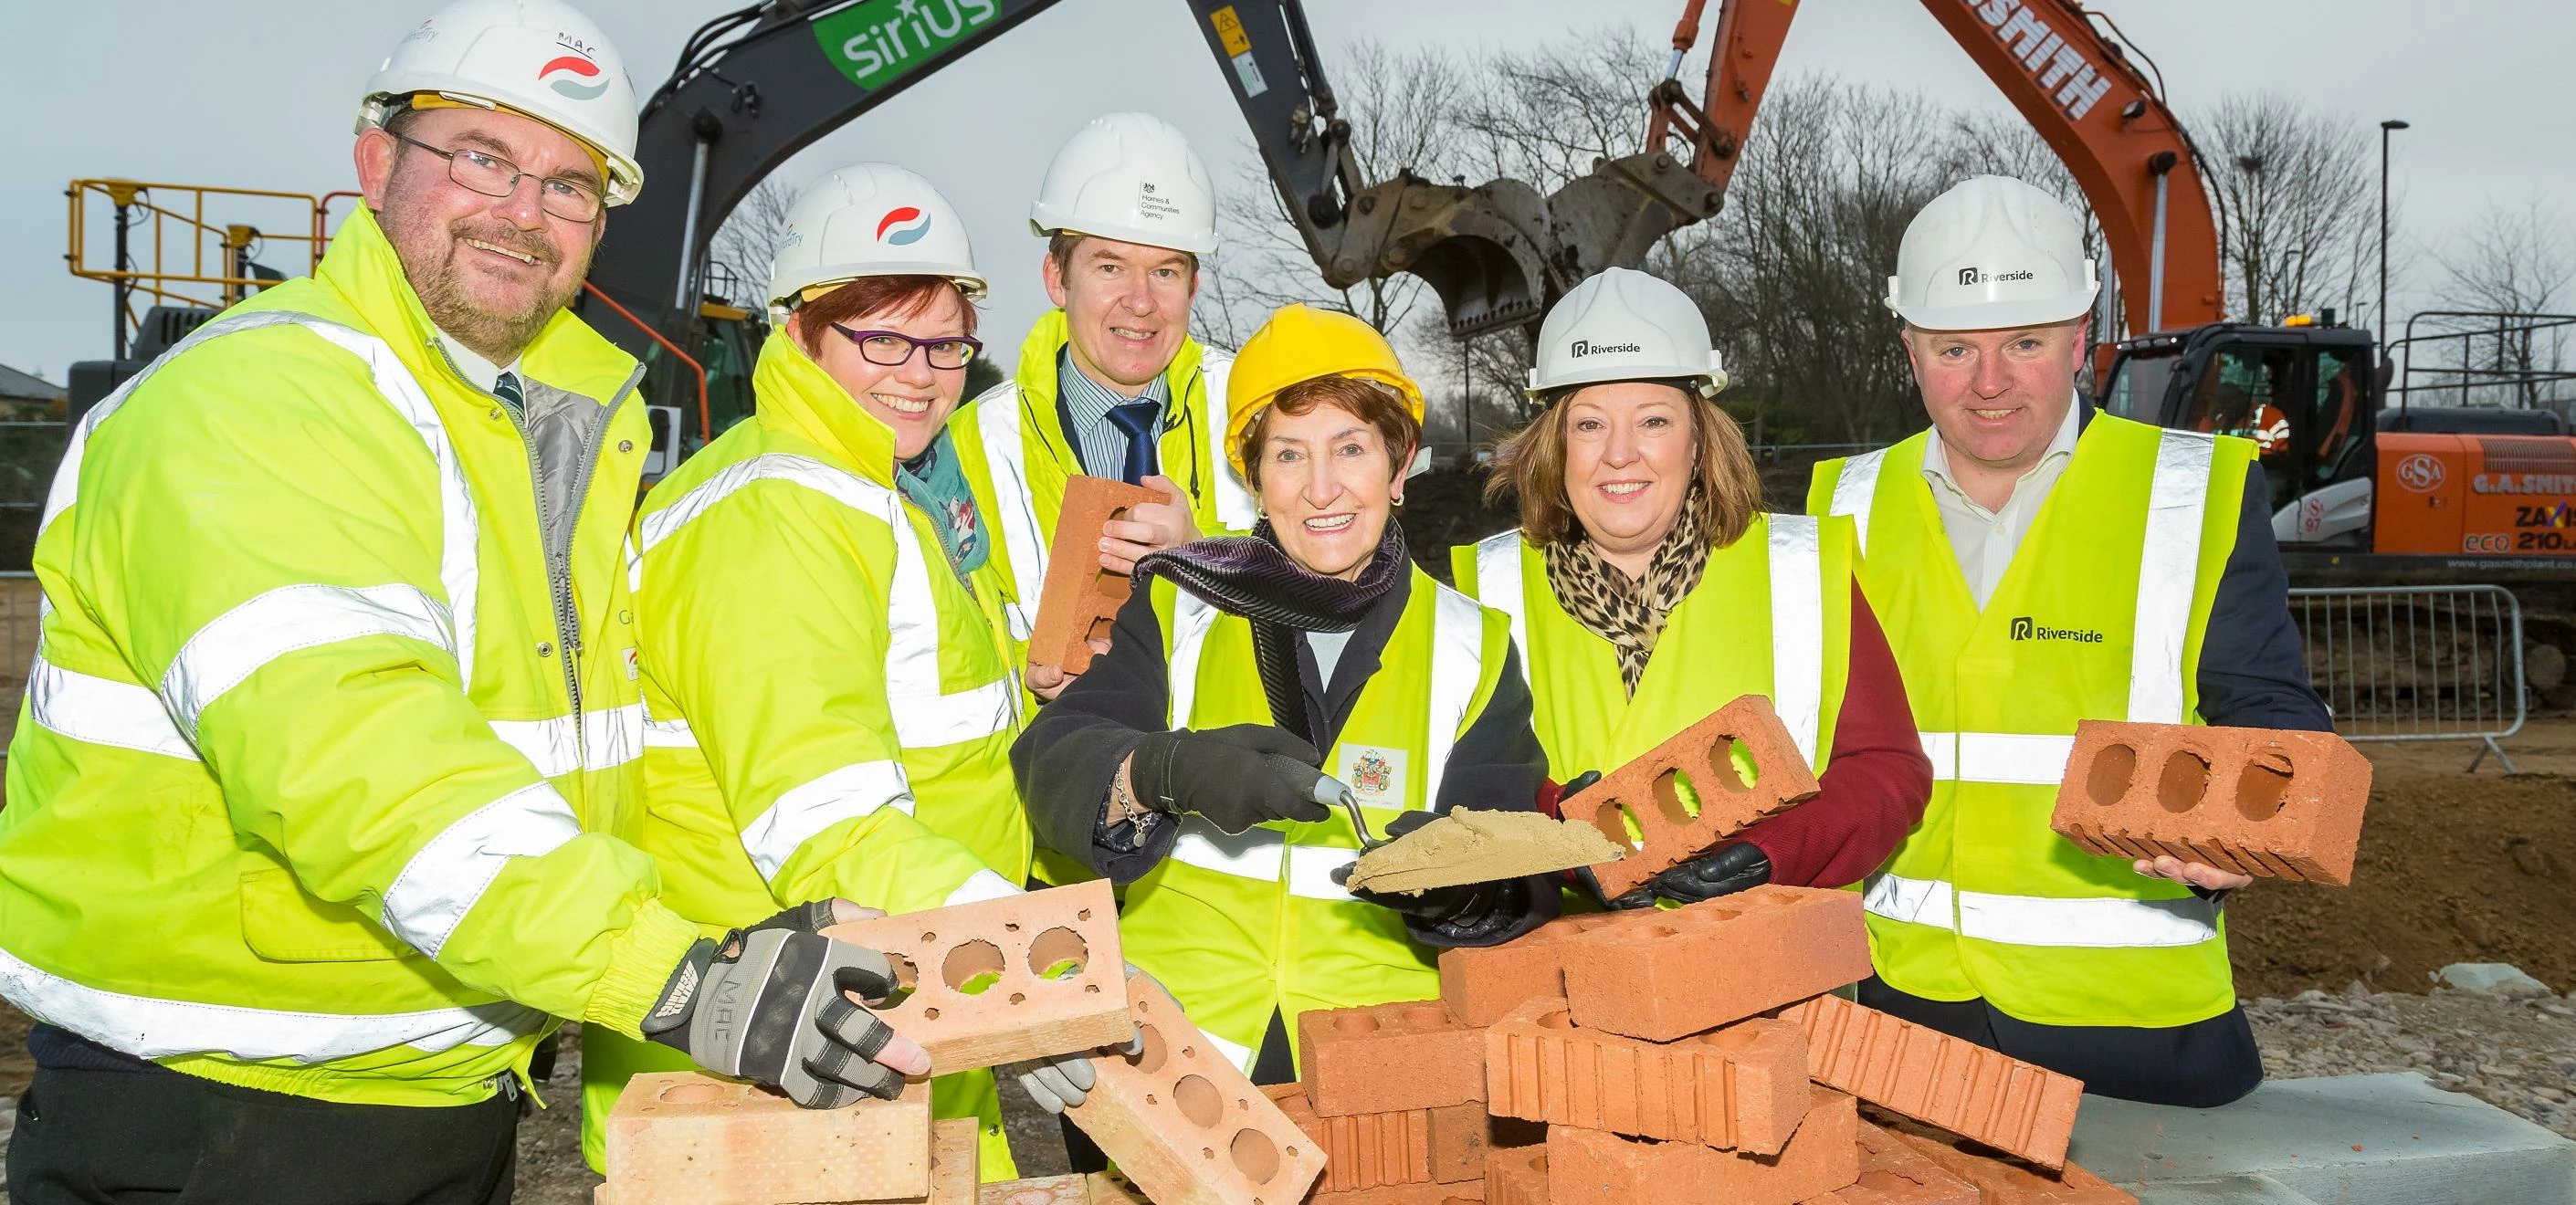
left=1526, top=267, right=1729, bottom=400
left=767, top=162, right=987, bottom=324
left=356, top=0, right=644, bottom=206
left=1028, top=112, right=1217, bottom=255
left=1886, top=175, right=2098, bottom=331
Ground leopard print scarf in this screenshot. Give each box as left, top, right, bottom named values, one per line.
left=1544, top=486, right=1711, bottom=697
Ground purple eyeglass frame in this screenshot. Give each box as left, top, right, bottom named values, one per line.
left=827, top=323, right=983, bottom=369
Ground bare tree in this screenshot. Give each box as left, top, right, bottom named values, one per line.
left=706, top=177, right=797, bottom=309
left=2424, top=196, right=2576, bottom=407
left=2193, top=94, right=2372, bottom=326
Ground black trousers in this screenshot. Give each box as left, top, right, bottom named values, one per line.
left=8, top=1053, right=519, bottom=1204
left=1858, top=975, right=2264, bottom=1108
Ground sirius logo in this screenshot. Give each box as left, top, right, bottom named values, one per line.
left=2011, top=615, right=2103, bottom=644
left=1571, top=340, right=1643, bottom=357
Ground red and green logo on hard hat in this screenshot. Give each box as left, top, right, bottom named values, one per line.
left=877, top=206, right=931, bottom=246
left=539, top=55, right=608, bottom=100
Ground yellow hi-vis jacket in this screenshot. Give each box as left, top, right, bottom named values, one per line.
left=0, top=206, right=700, bottom=1106
left=579, top=330, right=1031, bottom=1172
left=1450, top=513, right=1856, bottom=784
left=1119, top=570, right=1514, bottom=1074
left=1807, top=414, right=2255, bottom=1028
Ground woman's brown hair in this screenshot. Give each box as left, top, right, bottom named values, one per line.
left=1236, top=375, right=1422, bottom=492
left=790, top=275, right=978, bottom=357
left=1484, top=382, right=1762, bottom=549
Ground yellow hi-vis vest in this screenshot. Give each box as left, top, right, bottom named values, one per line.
left=1449, top=514, right=1855, bottom=783
left=0, top=207, right=700, bottom=1106
left=581, top=331, right=1028, bottom=1174
left=1806, top=414, right=2255, bottom=1028
left=1119, top=569, right=1513, bottom=1074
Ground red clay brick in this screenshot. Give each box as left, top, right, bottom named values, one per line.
left=1426, top=1103, right=1498, bottom=1184
left=1547, top=1087, right=1860, bottom=1205
left=2050, top=720, right=2372, bottom=885
left=1262, top=1081, right=1433, bottom=1192
left=1485, top=998, right=1808, bottom=1153
left=932, top=1116, right=980, bottom=1205
left=1310, top=1185, right=1487, bottom=1205
left=1874, top=1118, right=2135, bottom=1205
left=1086, top=1169, right=1150, bottom=1203
left=1556, top=695, right=1822, bottom=897
left=1065, top=974, right=1326, bottom=1205
left=1437, top=911, right=1646, bottom=1027
left=978, top=1174, right=1088, bottom=1204
left=1556, top=886, right=1870, bottom=1042
left=1028, top=477, right=1164, bottom=674
left=819, top=879, right=1133, bottom=1073
left=597, top=1071, right=931, bottom=1204
left=1801, top=1122, right=1979, bottom=1204
left=1299, top=1000, right=1487, bottom=1116
left=1484, top=1144, right=1549, bottom=1205
left=1786, top=993, right=2083, bottom=1169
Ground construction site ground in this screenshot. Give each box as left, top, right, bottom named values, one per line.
left=0, top=720, right=2565, bottom=1202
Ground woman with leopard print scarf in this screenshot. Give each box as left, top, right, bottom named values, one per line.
left=1454, top=267, right=1932, bottom=909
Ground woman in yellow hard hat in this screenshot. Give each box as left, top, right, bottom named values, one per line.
left=1011, top=304, right=1551, bottom=1084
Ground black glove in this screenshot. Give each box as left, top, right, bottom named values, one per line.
left=642, top=902, right=917, bottom=1108
left=1128, top=725, right=1331, bottom=835
left=1647, top=842, right=1772, bottom=904
left=1334, top=812, right=1532, bottom=941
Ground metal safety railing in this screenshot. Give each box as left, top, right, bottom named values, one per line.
left=2289, top=585, right=2525, bottom=771
left=66, top=180, right=362, bottom=361
left=0, top=571, right=37, bottom=759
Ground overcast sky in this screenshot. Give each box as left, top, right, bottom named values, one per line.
left=7, top=0, right=2571, bottom=382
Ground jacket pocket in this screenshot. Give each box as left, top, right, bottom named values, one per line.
left=238, top=866, right=417, bottom=962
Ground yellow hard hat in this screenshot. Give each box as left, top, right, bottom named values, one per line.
left=1225, top=304, right=1425, bottom=478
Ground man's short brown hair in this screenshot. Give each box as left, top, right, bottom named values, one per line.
left=1047, top=232, right=1200, bottom=279
left=1237, top=375, right=1420, bottom=492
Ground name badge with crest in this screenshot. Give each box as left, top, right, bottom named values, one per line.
left=1333, top=744, right=1410, bottom=810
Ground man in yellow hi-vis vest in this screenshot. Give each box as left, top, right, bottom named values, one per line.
left=1808, top=176, right=2330, bottom=1107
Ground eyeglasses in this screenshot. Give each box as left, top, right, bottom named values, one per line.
left=394, top=135, right=605, bottom=223
left=828, top=324, right=983, bottom=371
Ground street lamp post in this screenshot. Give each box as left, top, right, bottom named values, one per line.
left=2379, top=120, right=2410, bottom=345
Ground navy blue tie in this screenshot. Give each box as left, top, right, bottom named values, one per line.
left=1104, top=400, right=1162, bottom=485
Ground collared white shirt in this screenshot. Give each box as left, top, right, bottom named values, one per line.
left=433, top=330, right=522, bottom=397
left=1919, top=394, right=2081, bottom=607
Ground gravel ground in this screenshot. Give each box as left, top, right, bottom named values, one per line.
left=2245, top=982, right=2576, bottom=1137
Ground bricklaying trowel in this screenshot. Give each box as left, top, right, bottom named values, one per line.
left=1264, top=756, right=1384, bottom=849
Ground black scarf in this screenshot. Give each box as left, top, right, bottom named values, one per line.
left=1134, top=519, right=1408, bottom=742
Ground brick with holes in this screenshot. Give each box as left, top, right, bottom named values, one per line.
left=1485, top=997, right=1808, bottom=1153
left=1546, top=1086, right=1859, bottom=1205
left=595, top=1071, right=931, bottom=1204
left=1028, top=476, right=1166, bottom=674
left=1263, top=1082, right=1430, bottom=1192
left=1871, top=1116, right=2136, bottom=1205
left=1299, top=1000, right=1488, bottom=1116
left=817, top=879, right=1132, bottom=1073
left=1485, top=1143, right=1549, bottom=1205
left=1554, top=695, right=1821, bottom=898
left=1437, top=910, right=1650, bottom=1027
left=1064, top=974, right=1327, bottom=1205
left=2049, top=720, right=2372, bottom=885
left=1555, top=886, right=1870, bottom=1042
left=1802, top=1121, right=1979, bottom=1205
left=1785, top=993, right=2082, bottom=1168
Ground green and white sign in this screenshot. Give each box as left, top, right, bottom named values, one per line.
left=815, top=0, right=1003, bottom=89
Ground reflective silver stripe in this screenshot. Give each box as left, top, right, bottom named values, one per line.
left=626, top=534, right=643, bottom=594
left=1421, top=584, right=1486, bottom=811
left=1765, top=514, right=1825, bottom=767
left=1164, top=818, right=1361, bottom=903
left=741, top=760, right=913, bottom=881
left=1861, top=871, right=1954, bottom=928
left=1472, top=529, right=1529, bottom=657
left=2129, top=430, right=2215, bottom=725
left=489, top=702, right=644, bottom=777
left=379, top=781, right=583, bottom=957
left=1164, top=591, right=1219, bottom=726
left=1861, top=872, right=2218, bottom=948
left=0, top=942, right=546, bottom=1064
left=162, top=584, right=453, bottom=738
left=26, top=655, right=196, bottom=760
left=1916, top=730, right=2077, bottom=785
left=1828, top=447, right=1888, bottom=555
left=641, top=453, right=1017, bottom=751
left=974, top=390, right=1046, bottom=642
left=642, top=713, right=698, bottom=749
left=943, top=869, right=1021, bottom=906
left=1198, top=354, right=1260, bottom=531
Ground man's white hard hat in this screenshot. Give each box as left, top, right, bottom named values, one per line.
left=1028, top=112, right=1217, bottom=256
left=768, top=163, right=987, bottom=324
left=1526, top=267, right=1729, bottom=401
left=356, top=0, right=645, bottom=206
left=1886, top=175, right=2098, bottom=331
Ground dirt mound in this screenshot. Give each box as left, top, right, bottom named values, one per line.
left=2229, top=767, right=2576, bottom=998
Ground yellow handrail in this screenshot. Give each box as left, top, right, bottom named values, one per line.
left=66, top=179, right=332, bottom=350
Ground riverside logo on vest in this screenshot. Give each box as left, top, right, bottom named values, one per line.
left=2010, top=615, right=2104, bottom=644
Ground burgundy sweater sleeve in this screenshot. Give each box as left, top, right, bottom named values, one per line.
left=1732, top=582, right=1931, bottom=888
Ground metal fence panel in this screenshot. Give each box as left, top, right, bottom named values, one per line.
left=2289, top=585, right=2524, bottom=770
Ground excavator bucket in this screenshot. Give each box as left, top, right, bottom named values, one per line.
left=1329, top=174, right=1556, bottom=337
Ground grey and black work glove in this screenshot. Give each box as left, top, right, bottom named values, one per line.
left=1000, top=963, right=1153, bottom=1114
left=1128, top=724, right=1331, bottom=835
left=642, top=902, right=918, bottom=1108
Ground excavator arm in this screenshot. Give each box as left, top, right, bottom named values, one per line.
left=1657, top=0, right=2224, bottom=336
